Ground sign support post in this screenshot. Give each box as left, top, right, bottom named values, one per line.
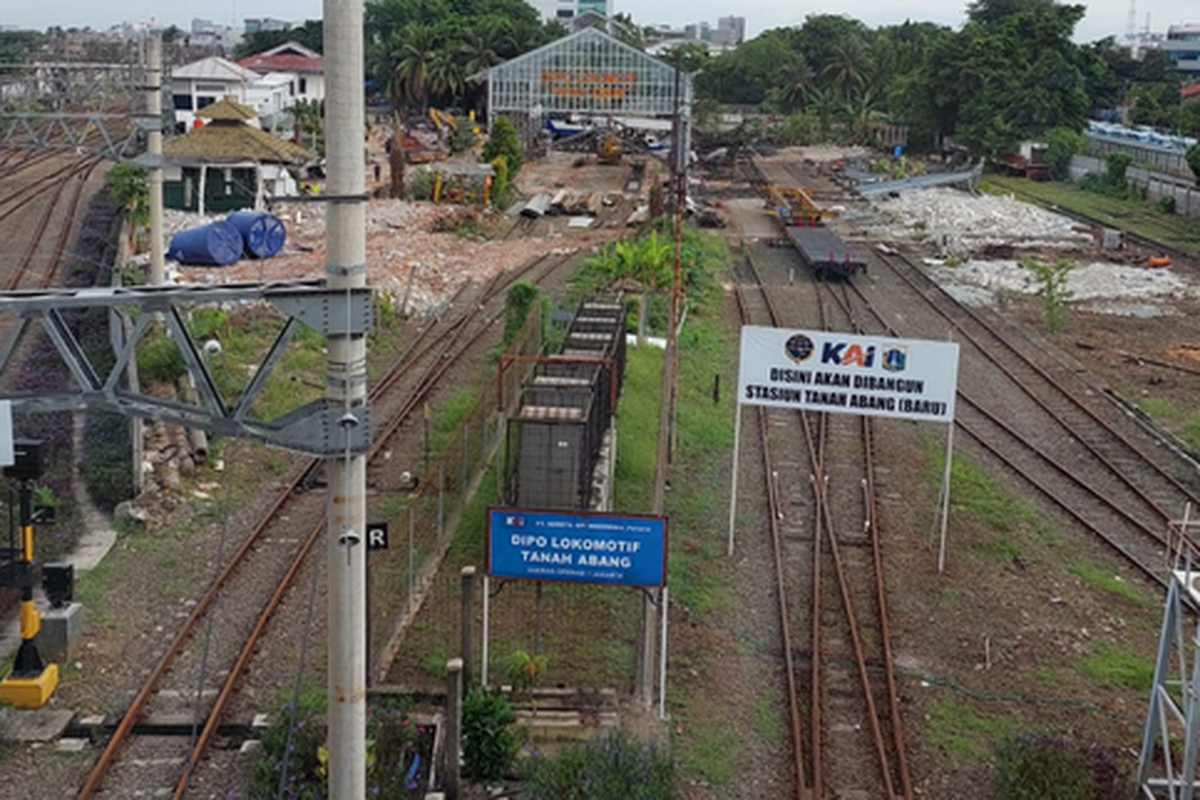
left=734, top=326, right=960, bottom=565
left=936, top=422, right=955, bottom=573
left=727, top=404, right=742, bottom=556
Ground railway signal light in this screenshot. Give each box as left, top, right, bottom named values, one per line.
left=0, top=439, right=59, bottom=708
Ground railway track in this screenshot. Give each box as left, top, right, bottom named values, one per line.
left=0, top=152, right=105, bottom=290
left=853, top=248, right=1200, bottom=590
left=734, top=246, right=912, bottom=799
left=75, top=251, right=576, bottom=798
left=749, top=152, right=1200, bottom=594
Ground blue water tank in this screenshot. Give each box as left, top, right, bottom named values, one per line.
left=166, top=221, right=242, bottom=267
left=226, top=210, right=287, bottom=259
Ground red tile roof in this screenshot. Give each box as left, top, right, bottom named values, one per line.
left=1182, top=82, right=1200, bottom=99
left=237, top=52, right=323, bottom=74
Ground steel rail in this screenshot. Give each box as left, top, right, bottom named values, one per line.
left=877, top=249, right=1200, bottom=521
left=732, top=269, right=810, bottom=799
left=859, top=253, right=1195, bottom=584
left=9, top=157, right=102, bottom=289
left=822, top=280, right=913, bottom=798
left=77, top=252, right=573, bottom=798
left=743, top=249, right=831, bottom=798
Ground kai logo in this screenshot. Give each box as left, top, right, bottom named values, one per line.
left=821, top=341, right=875, bottom=368
left=882, top=346, right=907, bottom=372
left=784, top=333, right=816, bottom=363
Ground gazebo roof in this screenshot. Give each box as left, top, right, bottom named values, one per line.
left=197, top=98, right=259, bottom=122
left=164, top=120, right=312, bottom=165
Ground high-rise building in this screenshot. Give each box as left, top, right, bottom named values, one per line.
left=1161, top=24, right=1200, bottom=74
left=528, top=0, right=613, bottom=24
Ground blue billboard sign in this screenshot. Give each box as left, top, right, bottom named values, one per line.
left=487, top=508, right=667, bottom=587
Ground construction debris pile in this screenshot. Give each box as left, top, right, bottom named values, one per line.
left=161, top=197, right=624, bottom=315
left=928, top=258, right=1194, bottom=317
left=855, top=187, right=1095, bottom=255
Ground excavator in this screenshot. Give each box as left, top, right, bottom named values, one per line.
left=597, top=131, right=622, bottom=164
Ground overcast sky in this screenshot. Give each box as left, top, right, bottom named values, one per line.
left=1, top=0, right=1193, bottom=45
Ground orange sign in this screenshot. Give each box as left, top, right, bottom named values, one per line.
left=541, top=71, right=637, bottom=99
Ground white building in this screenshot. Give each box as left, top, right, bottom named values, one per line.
left=528, top=0, right=612, bottom=24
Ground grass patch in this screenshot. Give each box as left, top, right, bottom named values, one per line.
left=753, top=693, right=784, bottom=743
left=1138, top=396, right=1181, bottom=421
left=72, top=562, right=115, bottom=628
left=613, top=344, right=663, bottom=513
left=430, top=389, right=480, bottom=454
left=929, top=446, right=1055, bottom=564
left=676, top=721, right=739, bottom=786
left=980, top=175, right=1200, bottom=258
left=926, top=700, right=1013, bottom=764
left=1066, top=563, right=1147, bottom=605
left=1078, top=641, right=1155, bottom=690
left=1183, top=417, right=1200, bottom=453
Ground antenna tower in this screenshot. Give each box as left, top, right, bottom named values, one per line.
left=1126, top=0, right=1136, bottom=42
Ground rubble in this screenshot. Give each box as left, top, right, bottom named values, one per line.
left=856, top=187, right=1095, bottom=254
left=928, top=258, right=1195, bottom=317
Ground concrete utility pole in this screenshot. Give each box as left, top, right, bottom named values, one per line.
left=324, top=0, right=369, bottom=796
left=146, top=31, right=164, bottom=286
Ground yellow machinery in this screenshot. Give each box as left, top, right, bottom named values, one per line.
left=597, top=132, right=621, bottom=164
left=428, top=107, right=458, bottom=136
left=763, top=185, right=838, bottom=227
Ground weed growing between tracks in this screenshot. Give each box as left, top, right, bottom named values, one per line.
left=909, top=440, right=1151, bottom=794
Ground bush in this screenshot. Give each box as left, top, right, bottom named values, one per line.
left=503, top=281, right=540, bottom=347
left=251, top=690, right=327, bottom=799
left=1156, top=195, right=1177, bottom=214
left=461, top=685, right=518, bottom=782
left=250, top=691, right=429, bottom=799
left=489, top=155, right=511, bottom=209
left=994, top=733, right=1128, bottom=800
left=1044, top=126, right=1086, bottom=181
left=482, top=116, right=523, bottom=177
left=521, top=729, right=676, bottom=800
left=82, top=410, right=134, bottom=511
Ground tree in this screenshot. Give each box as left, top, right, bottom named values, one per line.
left=104, top=163, right=149, bottom=255
left=392, top=22, right=438, bottom=117
left=427, top=47, right=465, bottom=106
left=234, top=20, right=323, bottom=58
left=1186, top=143, right=1200, bottom=186
left=921, top=0, right=1090, bottom=154
left=481, top=115, right=523, bottom=176
left=822, top=36, right=872, bottom=99
left=0, top=30, right=44, bottom=65
left=1043, top=126, right=1085, bottom=180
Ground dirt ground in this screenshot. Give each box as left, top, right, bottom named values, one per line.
left=4, top=142, right=1200, bottom=798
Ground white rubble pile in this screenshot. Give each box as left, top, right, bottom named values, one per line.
left=867, top=188, right=1095, bottom=253
left=929, top=259, right=1194, bottom=317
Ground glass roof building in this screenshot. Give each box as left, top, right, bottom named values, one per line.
left=476, top=27, right=693, bottom=156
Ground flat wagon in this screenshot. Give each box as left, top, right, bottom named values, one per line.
left=786, top=225, right=866, bottom=280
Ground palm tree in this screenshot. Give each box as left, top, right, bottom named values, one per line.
left=459, top=19, right=507, bottom=77
left=821, top=37, right=872, bottom=100
left=808, top=85, right=842, bottom=141
left=778, top=55, right=815, bottom=112
left=844, top=86, right=880, bottom=144
left=393, top=22, right=438, bottom=117
left=427, top=48, right=465, bottom=108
